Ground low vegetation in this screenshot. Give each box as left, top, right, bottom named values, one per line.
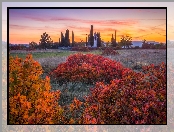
left=9, top=49, right=166, bottom=124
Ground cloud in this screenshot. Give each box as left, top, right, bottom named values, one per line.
left=20, top=15, right=139, bottom=27
left=137, top=29, right=147, bottom=32
left=9, top=24, right=29, bottom=30
left=9, top=24, right=48, bottom=31
left=67, top=25, right=119, bottom=32
left=9, top=23, right=119, bottom=35
left=149, top=27, right=166, bottom=35
left=9, top=24, right=64, bottom=32
left=127, top=9, right=166, bottom=15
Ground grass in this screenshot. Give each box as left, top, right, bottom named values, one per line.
left=10, top=51, right=74, bottom=59
left=80, top=50, right=102, bottom=55
left=9, top=50, right=102, bottom=59
left=8, top=48, right=166, bottom=107
left=51, top=82, right=94, bottom=106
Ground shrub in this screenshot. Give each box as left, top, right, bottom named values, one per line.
left=9, top=54, right=64, bottom=124
left=61, top=97, right=84, bottom=124
left=9, top=54, right=166, bottom=124
left=82, top=63, right=166, bottom=124
left=51, top=53, right=130, bottom=85
left=88, top=47, right=99, bottom=50
left=134, top=46, right=140, bottom=49
left=102, top=47, right=119, bottom=55
left=71, top=47, right=90, bottom=52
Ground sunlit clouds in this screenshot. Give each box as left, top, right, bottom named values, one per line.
left=9, top=9, right=166, bottom=44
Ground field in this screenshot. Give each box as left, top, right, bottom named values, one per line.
left=9, top=48, right=167, bottom=124
left=10, top=49, right=166, bottom=73
left=9, top=49, right=102, bottom=58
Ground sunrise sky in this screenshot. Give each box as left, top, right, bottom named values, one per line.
left=9, top=8, right=166, bottom=44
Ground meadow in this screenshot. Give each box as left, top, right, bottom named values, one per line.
left=9, top=48, right=167, bottom=124
left=9, top=49, right=102, bottom=58
left=9, top=48, right=166, bottom=75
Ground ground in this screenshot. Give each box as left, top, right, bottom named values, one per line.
left=9, top=49, right=166, bottom=105
left=9, top=48, right=166, bottom=72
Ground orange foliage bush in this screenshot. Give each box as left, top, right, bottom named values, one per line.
left=60, top=97, right=84, bottom=124
left=9, top=54, right=64, bottom=124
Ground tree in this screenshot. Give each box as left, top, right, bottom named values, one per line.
left=120, top=35, right=132, bottom=48
left=53, top=42, right=59, bottom=49
left=149, top=43, right=155, bottom=49
left=154, top=42, right=166, bottom=49
left=111, top=41, right=117, bottom=47
left=106, top=41, right=110, bottom=47
left=39, top=32, right=53, bottom=50
left=142, top=39, right=150, bottom=49
left=29, top=41, right=38, bottom=49
left=97, top=32, right=102, bottom=47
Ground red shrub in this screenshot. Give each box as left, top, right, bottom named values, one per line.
left=102, top=47, right=119, bottom=55
left=50, top=53, right=130, bottom=84
left=82, top=62, right=166, bottom=124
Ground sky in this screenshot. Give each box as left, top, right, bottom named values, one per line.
left=8, top=8, right=166, bottom=44
left=2, top=2, right=173, bottom=44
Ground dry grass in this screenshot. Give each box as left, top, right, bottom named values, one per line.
left=36, top=56, right=67, bottom=74
left=9, top=48, right=166, bottom=106
left=10, top=49, right=65, bottom=53
left=35, top=49, right=166, bottom=79
left=104, top=49, right=166, bottom=71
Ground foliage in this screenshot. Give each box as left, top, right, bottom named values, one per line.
left=119, top=35, right=133, bottom=48
left=142, top=39, right=152, bottom=49
left=71, top=47, right=90, bottom=52
left=82, top=62, right=166, bottom=124
left=154, top=43, right=166, bottom=49
left=29, top=41, right=38, bottom=50
left=39, top=32, right=53, bottom=50
left=9, top=44, right=28, bottom=50
left=9, top=53, right=166, bottom=125
left=61, top=97, right=84, bottom=124
left=142, top=39, right=166, bottom=49
left=9, top=54, right=64, bottom=124
left=101, top=47, right=119, bottom=55
left=111, top=40, right=117, bottom=47
left=51, top=53, right=130, bottom=85
left=134, top=46, right=140, bottom=49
